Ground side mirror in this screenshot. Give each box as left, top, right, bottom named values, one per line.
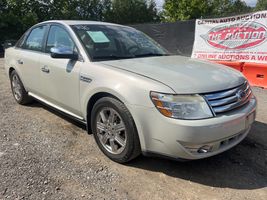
left=50, top=47, right=79, bottom=60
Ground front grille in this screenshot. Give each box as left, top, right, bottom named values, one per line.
left=204, top=81, right=252, bottom=114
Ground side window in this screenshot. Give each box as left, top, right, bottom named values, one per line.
left=46, top=25, right=75, bottom=53
left=24, top=26, right=47, bottom=51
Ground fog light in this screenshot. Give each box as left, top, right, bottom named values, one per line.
left=197, top=145, right=212, bottom=153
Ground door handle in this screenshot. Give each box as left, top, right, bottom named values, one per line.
left=17, top=59, right=23, bottom=65
left=41, top=66, right=50, bottom=73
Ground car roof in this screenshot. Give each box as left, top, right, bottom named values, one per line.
left=37, top=20, right=126, bottom=27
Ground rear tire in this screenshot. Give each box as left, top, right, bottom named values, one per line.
left=91, top=97, right=141, bottom=163
left=10, top=70, right=32, bottom=105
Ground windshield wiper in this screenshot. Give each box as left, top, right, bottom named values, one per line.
left=93, top=53, right=171, bottom=61
left=93, top=55, right=134, bottom=61
left=134, top=53, right=171, bottom=58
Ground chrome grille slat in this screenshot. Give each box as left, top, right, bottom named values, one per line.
left=204, top=82, right=252, bottom=114
left=212, top=92, right=252, bottom=113
left=244, top=83, right=250, bottom=93
left=204, top=87, right=240, bottom=100
left=205, top=82, right=248, bottom=101
left=209, top=95, right=238, bottom=107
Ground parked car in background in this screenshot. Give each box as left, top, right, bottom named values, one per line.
left=4, top=20, right=256, bottom=163
left=3, top=40, right=17, bottom=49
left=1, top=40, right=17, bottom=57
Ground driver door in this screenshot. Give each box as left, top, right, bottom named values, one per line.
left=39, top=25, right=82, bottom=117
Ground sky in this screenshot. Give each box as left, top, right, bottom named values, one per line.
left=155, top=0, right=258, bottom=9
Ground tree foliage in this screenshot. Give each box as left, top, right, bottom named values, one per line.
left=0, top=0, right=38, bottom=42
left=254, top=0, right=267, bottom=11
left=0, top=0, right=159, bottom=42
left=162, top=0, right=211, bottom=21
left=162, top=0, right=253, bottom=22
left=107, top=0, right=159, bottom=24
left=0, top=0, right=264, bottom=44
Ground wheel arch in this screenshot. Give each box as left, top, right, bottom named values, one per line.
left=85, top=90, right=146, bottom=155
left=85, top=89, right=146, bottom=151
left=8, top=67, right=16, bottom=78
left=6, top=64, right=28, bottom=91
left=86, top=91, right=125, bottom=134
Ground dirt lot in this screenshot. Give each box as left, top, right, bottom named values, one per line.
left=0, top=58, right=266, bottom=200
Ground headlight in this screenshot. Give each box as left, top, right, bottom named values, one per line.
left=150, top=92, right=213, bottom=120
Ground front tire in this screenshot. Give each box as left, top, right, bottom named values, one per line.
left=91, top=97, right=141, bottom=163
left=10, top=70, right=32, bottom=105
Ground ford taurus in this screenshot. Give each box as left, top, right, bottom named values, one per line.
left=4, top=20, right=257, bottom=163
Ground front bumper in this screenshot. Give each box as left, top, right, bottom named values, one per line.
left=127, top=97, right=257, bottom=160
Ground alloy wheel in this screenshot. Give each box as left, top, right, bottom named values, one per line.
left=11, top=74, right=22, bottom=101
left=96, top=107, right=127, bottom=155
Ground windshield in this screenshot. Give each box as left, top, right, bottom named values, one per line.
left=71, top=24, right=169, bottom=61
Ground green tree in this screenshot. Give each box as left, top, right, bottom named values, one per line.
left=0, top=0, right=160, bottom=43
left=208, top=0, right=251, bottom=17
left=162, top=0, right=211, bottom=21
left=0, top=0, right=38, bottom=42
left=162, top=0, right=252, bottom=21
left=230, top=0, right=251, bottom=14
left=107, top=0, right=159, bottom=24
left=254, top=0, right=267, bottom=11
left=0, top=0, right=7, bottom=11
left=41, top=0, right=111, bottom=21
left=0, top=0, right=113, bottom=43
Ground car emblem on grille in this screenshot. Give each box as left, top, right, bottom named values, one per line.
left=236, top=89, right=246, bottom=101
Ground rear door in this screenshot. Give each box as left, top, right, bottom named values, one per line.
left=18, top=25, right=48, bottom=95
left=39, top=24, right=82, bottom=117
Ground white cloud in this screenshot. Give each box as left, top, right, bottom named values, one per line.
left=155, top=0, right=164, bottom=9
left=243, top=0, right=257, bottom=7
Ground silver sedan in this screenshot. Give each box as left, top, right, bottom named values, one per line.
left=4, top=20, right=256, bottom=163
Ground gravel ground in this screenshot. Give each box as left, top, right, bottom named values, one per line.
left=0, top=58, right=266, bottom=200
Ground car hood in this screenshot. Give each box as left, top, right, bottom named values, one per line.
left=99, top=55, right=245, bottom=94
